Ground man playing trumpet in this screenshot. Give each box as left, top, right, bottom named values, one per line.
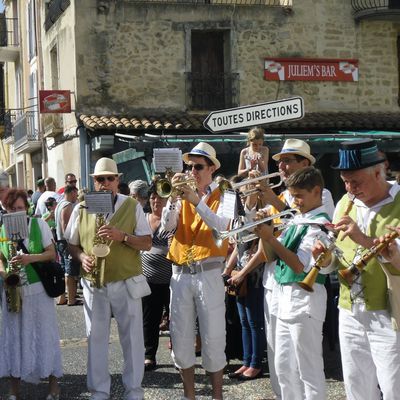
left=67, top=157, right=152, bottom=400
left=161, top=142, right=230, bottom=400
left=314, top=139, right=400, bottom=400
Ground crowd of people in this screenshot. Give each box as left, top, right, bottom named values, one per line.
left=0, top=131, right=399, bottom=400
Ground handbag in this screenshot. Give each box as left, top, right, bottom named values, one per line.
left=19, top=241, right=65, bottom=298
left=225, top=270, right=247, bottom=298
left=31, top=261, right=66, bottom=298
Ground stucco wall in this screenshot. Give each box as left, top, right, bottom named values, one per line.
left=75, top=0, right=400, bottom=115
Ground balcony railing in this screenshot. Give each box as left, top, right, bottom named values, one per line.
left=186, top=72, right=240, bottom=111
left=351, top=0, right=400, bottom=21
left=2, top=111, right=15, bottom=143
left=13, top=111, right=42, bottom=153
left=0, top=16, right=19, bottom=47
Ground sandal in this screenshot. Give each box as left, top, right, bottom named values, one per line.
left=144, top=360, right=157, bottom=371
left=68, top=300, right=83, bottom=306
left=56, top=300, right=67, bottom=306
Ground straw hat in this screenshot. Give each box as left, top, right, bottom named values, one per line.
left=272, top=139, right=316, bottom=165
left=182, top=142, right=220, bottom=170
left=332, top=139, right=386, bottom=171
left=90, top=157, right=122, bottom=177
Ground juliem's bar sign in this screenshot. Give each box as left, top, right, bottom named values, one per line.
left=264, top=58, right=359, bottom=82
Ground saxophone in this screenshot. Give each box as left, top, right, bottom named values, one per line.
left=4, top=240, right=22, bottom=313
left=91, top=213, right=110, bottom=288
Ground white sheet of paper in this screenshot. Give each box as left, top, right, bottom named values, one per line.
left=222, top=190, right=238, bottom=219
left=84, top=191, right=114, bottom=214
left=2, top=211, right=29, bottom=240
left=153, top=148, right=183, bottom=173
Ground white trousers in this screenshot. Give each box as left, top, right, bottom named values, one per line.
left=264, top=288, right=281, bottom=400
left=275, top=315, right=326, bottom=400
left=170, top=265, right=226, bottom=372
left=339, top=304, right=400, bottom=400
left=82, top=279, right=145, bottom=400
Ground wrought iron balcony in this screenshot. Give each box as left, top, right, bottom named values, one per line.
left=2, top=111, right=15, bottom=144
left=0, top=16, right=20, bottom=62
left=186, top=72, right=240, bottom=111
left=13, top=111, right=42, bottom=153
left=351, top=0, right=400, bottom=21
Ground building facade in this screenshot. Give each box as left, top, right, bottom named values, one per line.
left=1, top=0, right=400, bottom=197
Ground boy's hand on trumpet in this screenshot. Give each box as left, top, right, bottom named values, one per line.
left=312, top=240, right=332, bottom=267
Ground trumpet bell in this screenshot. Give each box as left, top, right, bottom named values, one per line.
left=212, top=228, right=225, bottom=248
left=298, top=267, right=320, bottom=292
left=156, top=179, right=172, bottom=198
left=338, top=266, right=358, bottom=286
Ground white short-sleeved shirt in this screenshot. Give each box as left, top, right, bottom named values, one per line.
left=66, top=194, right=151, bottom=246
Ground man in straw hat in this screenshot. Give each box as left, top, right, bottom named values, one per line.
left=251, top=138, right=334, bottom=400
left=161, top=142, right=230, bottom=400
left=314, top=139, right=400, bottom=400
left=67, top=157, right=152, bottom=400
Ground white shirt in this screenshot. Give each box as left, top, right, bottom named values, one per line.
left=66, top=194, right=151, bottom=246
left=275, top=205, right=330, bottom=322
left=35, top=191, right=61, bottom=217
left=161, top=181, right=230, bottom=234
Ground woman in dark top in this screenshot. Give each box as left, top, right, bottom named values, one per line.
left=141, top=183, right=173, bottom=371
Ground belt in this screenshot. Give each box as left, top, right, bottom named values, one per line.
left=172, top=261, right=223, bottom=275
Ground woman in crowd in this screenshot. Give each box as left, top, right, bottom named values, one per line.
left=141, top=181, right=173, bottom=371
left=238, top=127, right=269, bottom=177
left=0, top=189, right=63, bottom=400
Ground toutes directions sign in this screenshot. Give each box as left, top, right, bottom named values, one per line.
left=203, top=97, right=304, bottom=133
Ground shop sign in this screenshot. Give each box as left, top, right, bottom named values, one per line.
left=264, top=58, right=359, bottom=82
left=39, top=90, right=71, bottom=113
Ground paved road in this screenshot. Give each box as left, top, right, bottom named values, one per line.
left=0, top=301, right=346, bottom=399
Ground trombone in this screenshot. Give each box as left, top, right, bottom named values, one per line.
left=219, top=172, right=283, bottom=198
left=212, top=208, right=297, bottom=248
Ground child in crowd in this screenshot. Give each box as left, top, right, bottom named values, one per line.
left=238, top=127, right=269, bottom=177
left=255, top=166, right=332, bottom=400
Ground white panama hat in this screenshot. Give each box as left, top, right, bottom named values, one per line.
left=272, top=139, right=316, bottom=165
left=90, top=157, right=123, bottom=177
left=182, top=142, right=221, bottom=170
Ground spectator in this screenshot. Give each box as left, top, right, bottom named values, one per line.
left=129, top=180, right=150, bottom=212
left=57, top=173, right=78, bottom=195
left=31, top=179, right=45, bottom=210
left=141, top=181, right=173, bottom=371
left=42, top=197, right=57, bottom=242
left=118, top=182, right=130, bottom=195
left=35, top=178, right=60, bottom=217
left=55, top=185, right=81, bottom=306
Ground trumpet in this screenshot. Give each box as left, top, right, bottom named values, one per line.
left=338, top=230, right=399, bottom=287
left=212, top=209, right=297, bottom=248
left=219, top=172, right=283, bottom=197
left=156, top=174, right=197, bottom=198
left=298, top=231, right=341, bottom=292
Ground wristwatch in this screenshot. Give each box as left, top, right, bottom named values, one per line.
left=122, top=234, right=129, bottom=244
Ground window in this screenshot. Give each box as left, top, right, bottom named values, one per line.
left=50, top=45, right=59, bottom=89
left=188, top=30, right=238, bottom=110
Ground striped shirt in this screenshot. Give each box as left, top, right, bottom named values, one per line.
left=141, top=213, right=173, bottom=284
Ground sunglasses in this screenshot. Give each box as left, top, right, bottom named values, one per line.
left=94, top=175, right=117, bottom=183
left=186, top=163, right=206, bottom=171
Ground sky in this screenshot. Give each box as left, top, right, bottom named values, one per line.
left=0, top=3, right=4, bottom=13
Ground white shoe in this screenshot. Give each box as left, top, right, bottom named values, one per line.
left=46, top=394, right=60, bottom=400
left=7, top=396, right=17, bottom=400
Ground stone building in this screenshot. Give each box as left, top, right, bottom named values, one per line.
left=1, top=0, right=400, bottom=197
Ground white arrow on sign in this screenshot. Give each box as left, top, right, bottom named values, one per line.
left=203, top=96, right=304, bottom=133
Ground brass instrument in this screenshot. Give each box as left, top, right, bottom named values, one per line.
left=4, top=239, right=22, bottom=313
left=338, top=230, right=400, bottom=287
left=156, top=173, right=197, bottom=198
left=212, top=209, right=297, bottom=248
left=219, top=172, right=283, bottom=198
left=298, top=231, right=342, bottom=292
left=91, top=213, right=110, bottom=288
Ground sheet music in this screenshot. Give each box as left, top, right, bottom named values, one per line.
left=2, top=211, right=29, bottom=240
left=153, top=148, right=183, bottom=173
left=84, top=191, right=114, bottom=214
left=222, top=190, right=238, bottom=219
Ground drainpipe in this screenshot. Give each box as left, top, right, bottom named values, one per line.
left=77, top=124, right=90, bottom=190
